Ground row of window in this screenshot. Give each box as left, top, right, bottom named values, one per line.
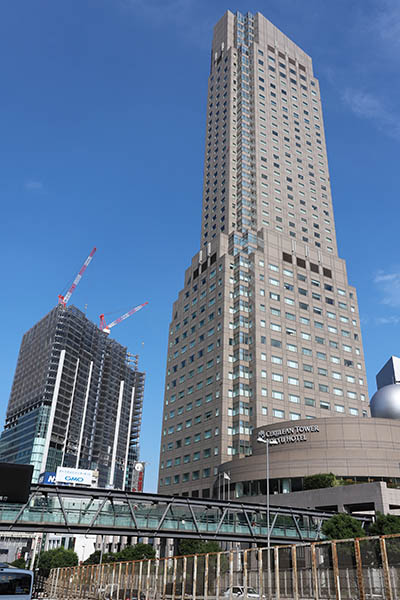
left=165, top=406, right=218, bottom=422
left=255, top=381, right=364, bottom=400
left=163, top=424, right=219, bottom=438
left=161, top=446, right=216, bottom=464
left=161, top=468, right=212, bottom=486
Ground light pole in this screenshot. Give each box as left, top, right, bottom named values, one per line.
left=257, top=433, right=278, bottom=600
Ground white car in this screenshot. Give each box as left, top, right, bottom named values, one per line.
left=223, top=587, right=261, bottom=598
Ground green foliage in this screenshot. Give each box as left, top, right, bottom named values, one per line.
left=102, top=553, right=117, bottom=563
left=83, top=550, right=102, bottom=565
left=38, top=547, right=78, bottom=576
left=10, top=558, right=26, bottom=568
left=322, top=513, right=365, bottom=540
left=83, top=544, right=155, bottom=565
left=369, top=512, right=400, bottom=536
left=178, top=540, right=223, bottom=556
left=115, top=544, right=155, bottom=562
left=303, top=473, right=338, bottom=490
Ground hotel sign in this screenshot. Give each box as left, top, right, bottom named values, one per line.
left=258, top=424, right=320, bottom=445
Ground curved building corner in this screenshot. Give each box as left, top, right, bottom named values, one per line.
left=219, top=416, right=400, bottom=515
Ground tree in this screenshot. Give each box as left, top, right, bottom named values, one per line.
left=368, top=513, right=400, bottom=566
left=10, top=558, right=26, bottom=568
left=115, top=544, right=155, bottom=562
left=83, top=550, right=102, bottom=565
left=102, top=553, right=117, bottom=564
left=304, top=473, right=338, bottom=490
left=38, top=547, right=78, bottom=577
left=369, top=512, right=400, bottom=536
left=178, top=540, right=223, bottom=556
left=322, top=513, right=365, bottom=540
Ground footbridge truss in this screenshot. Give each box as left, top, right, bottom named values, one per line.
left=0, top=485, right=368, bottom=543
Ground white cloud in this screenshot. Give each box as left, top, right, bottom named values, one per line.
left=342, top=89, right=400, bottom=141
left=373, top=0, right=400, bottom=51
left=375, top=316, right=400, bottom=326
left=24, top=180, right=43, bottom=191
left=374, top=271, right=400, bottom=307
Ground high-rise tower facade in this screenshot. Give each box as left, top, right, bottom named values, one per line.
left=0, top=304, right=145, bottom=487
left=158, top=11, right=369, bottom=498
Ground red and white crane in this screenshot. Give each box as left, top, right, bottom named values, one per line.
left=58, top=246, right=97, bottom=307
left=99, top=302, right=148, bottom=334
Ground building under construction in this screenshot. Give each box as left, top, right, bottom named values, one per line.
left=0, top=304, right=145, bottom=488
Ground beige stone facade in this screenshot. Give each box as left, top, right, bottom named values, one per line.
left=217, top=416, right=400, bottom=514
left=222, top=417, right=400, bottom=491
left=158, top=11, right=369, bottom=498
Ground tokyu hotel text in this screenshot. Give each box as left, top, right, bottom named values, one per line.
left=258, top=424, right=320, bottom=445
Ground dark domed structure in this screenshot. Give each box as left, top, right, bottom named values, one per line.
left=370, top=384, right=400, bottom=419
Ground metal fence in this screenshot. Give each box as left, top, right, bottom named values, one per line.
left=46, top=533, right=400, bottom=600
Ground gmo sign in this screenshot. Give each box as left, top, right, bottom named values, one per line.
left=56, top=467, right=93, bottom=486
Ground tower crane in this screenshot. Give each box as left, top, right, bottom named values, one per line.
left=99, top=302, right=148, bottom=334
left=58, top=247, right=97, bottom=307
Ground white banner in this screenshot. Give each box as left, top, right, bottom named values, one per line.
left=56, top=467, right=93, bottom=485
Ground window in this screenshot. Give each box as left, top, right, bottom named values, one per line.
left=273, top=408, right=285, bottom=418
left=272, top=390, right=284, bottom=400
left=290, top=412, right=301, bottom=420
left=289, top=394, right=300, bottom=403
left=272, top=373, right=283, bottom=382
left=335, top=404, right=344, bottom=413
left=271, top=355, right=282, bottom=364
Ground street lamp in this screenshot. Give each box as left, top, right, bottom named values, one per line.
left=257, top=433, right=278, bottom=600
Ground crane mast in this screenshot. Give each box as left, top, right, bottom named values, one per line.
left=58, top=247, right=97, bottom=306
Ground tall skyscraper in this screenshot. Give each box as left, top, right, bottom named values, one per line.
left=158, top=10, right=369, bottom=498
left=0, top=304, right=145, bottom=488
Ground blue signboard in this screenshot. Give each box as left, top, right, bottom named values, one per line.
left=38, top=471, right=56, bottom=485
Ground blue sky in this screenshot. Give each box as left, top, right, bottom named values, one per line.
left=0, top=0, right=399, bottom=492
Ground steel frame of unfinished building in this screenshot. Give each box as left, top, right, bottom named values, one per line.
left=0, top=485, right=368, bottom=543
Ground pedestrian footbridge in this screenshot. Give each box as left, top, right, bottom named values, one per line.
left=0, top=484, right=367, bottom=543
